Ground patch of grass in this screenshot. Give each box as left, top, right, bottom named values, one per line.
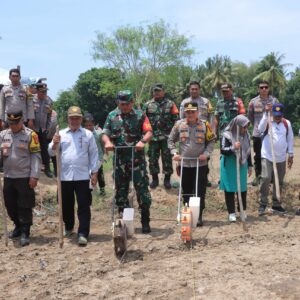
left=92, top=187, right=114, bottom=211
left=103, top=153, right=113, bottom=172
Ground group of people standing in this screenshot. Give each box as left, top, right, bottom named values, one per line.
left=0, top=67, right=295, bottom=247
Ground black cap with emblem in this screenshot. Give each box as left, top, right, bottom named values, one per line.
left=7, top=109, right=23, bottom=124
left=184, top=102, right=198, bottom=111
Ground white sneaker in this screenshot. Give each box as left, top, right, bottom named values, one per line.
left=78, top=235, right=88, bottom=246
left=229, top=213, right=237, bottom=222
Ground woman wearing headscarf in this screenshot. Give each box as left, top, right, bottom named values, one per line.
left=220, top=115, right=253, bottom=222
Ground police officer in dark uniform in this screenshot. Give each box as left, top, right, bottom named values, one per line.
left=0, top=110, right=41, bottom=246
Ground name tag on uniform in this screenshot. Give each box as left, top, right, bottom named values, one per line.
left=254, top=106, right=263, bottom=113
left=4, top=91, right=13, bottom=97
left=19, top=93, right=26, bottom=100
left=2, top=143, right=11, bottom=156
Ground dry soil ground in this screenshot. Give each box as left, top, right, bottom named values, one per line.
left=0, top=141, right=300, bottom=300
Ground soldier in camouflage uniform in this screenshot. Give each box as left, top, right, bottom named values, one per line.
left=143, top=83, right=178, bottom=189
left=102, top=90, right=153, bottom=233
left=248, top=80, right=278, bottom=186
left=0, top=68, right=35, bottom=130
left=215, top=83, right=246, bottom=142
left=0, top=110, right=41, bottom=247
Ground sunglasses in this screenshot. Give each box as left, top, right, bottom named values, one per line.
left=11, top=75, right=20, bottom=78
left=259, top=86, right=269, bottom=90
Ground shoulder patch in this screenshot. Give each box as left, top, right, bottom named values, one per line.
left=205, top=121, right=215, bottom=141
left=29, top=131, right=41, bottom=153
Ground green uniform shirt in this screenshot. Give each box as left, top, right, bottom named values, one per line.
left=102, top=108, right=152, bottom=146
left=143, top=97, right=178, bottom=141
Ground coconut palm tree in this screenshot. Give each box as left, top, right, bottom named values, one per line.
left=252, top=52, right=291, bottom=97
left=201, top=55, right=232, bottom=97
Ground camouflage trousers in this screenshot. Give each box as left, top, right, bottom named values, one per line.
left=114, top=149, right=152, bottom=209
left=148, top=140, right=173, bottom=176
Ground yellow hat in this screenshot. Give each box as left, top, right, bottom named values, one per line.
left=67, top=106, right=82, bottom=117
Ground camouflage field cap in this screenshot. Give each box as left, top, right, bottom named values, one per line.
left=221, top=83, right=233, bottom=91
left=152, top=83, right=164, bottom=91
left=117, top=90, right=133, bottom=103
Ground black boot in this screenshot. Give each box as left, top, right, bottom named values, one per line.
left=8, top=226, right=21, bottom=239
left=197, top=209, right=204, bottom=227
left=141, top=204, right=151, bottom=234
left=20, top=225, right=30, bottom=247
left=150, top=174, right=159, bottom=189
left=164, top=174, right=172, bottom=190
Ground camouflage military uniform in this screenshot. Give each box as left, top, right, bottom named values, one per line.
left=103, top=108, right=152, bottom=209
left=0, top=84, right=34, bottom=123
left=215, top=97, right=246, bottom=137
left=0, top=125, right=41, bottom=243
left=143, top=97, right=178, bottom=176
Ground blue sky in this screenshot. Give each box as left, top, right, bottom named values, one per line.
left=1, top=0, right=300, bottom=99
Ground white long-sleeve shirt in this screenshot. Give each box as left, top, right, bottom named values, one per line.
left=258, top=113, right=294, bottom=163
left=48, top=127, right=99, bottom=181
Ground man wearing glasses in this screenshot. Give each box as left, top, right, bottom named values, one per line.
left=248, top=80, right=278, bottom=186
left=0, top=68, right=35, bottom=130
left=33, top=83, right=53, bottom=178
left=102, top=90, right=153, bottom=233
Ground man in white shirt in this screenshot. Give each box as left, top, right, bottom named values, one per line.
left=49, top=106, right=99, bottom=245
left=257, top=103, right=294, bottom=215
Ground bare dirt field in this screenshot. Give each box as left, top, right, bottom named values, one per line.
left=0, top=140, right=300, bottom=300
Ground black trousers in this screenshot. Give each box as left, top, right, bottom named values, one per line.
left=97, top=165, right=105, bottom=188
left=38, top=129, right=50, bottom=170
left=225, top=191, right=247, bottom=214
left=61, top=180, right=92, bottom=237
left=181, top=165, right=208, bottom=210
left=3, top=178, right=35, bottom=226
left=253, top=137, right=262, bottom=177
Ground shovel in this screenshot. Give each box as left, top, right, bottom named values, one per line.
left=55, top=126, right=64, bottom=248
left=236, top=126, right=248, bottom=232
left=0, top=175, right=8, bottom=246
left=268, top=112, right=281, bottom=203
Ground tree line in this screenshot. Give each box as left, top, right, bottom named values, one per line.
left=54, top=19, right=300, bottom=132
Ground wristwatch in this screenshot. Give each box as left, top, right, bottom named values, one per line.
left=141, top=139, right=147, bottom=144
